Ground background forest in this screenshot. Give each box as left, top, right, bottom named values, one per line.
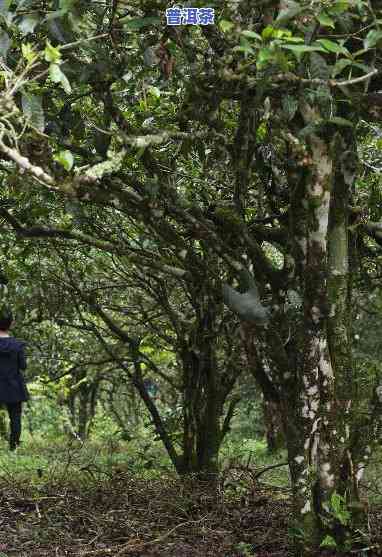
left=2, top=0, right=382, bottom=555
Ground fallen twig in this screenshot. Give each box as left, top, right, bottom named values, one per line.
left=78, top=515, right=210, bottom=556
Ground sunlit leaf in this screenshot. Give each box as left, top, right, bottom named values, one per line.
left=280, top=44, right=326, bottom=61
left=256, top=48, right=273, bottom=68
left=317, top=12, right=335, bottom=28
left=320, top=535, right=337, bottom=548
left=54, top=150, right=74, bottom=171
left=316, top=39, right=349, bottom=55
left=219, top=19, right=234, bottom=33
left=241, top=30, right=262, bottom=40
left=262, top=25, right=275, bottom=40
left=331, top=492, right=342, bottom=513
left=58, top=71, right=71, bottom=94
left=279, top=36, right=304, bottom=43
left=49, top=62, right=62, bottom=82
left=22, top=43, right=37, bottom=63
left=262, top=27, right=293, bottom=45
left=45, top=41, right=61, bottom=63
left=148, top=86, right=160, bottom=98
left=49, top=63, right=72, bottom=93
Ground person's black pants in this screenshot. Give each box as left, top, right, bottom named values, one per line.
left=6, top=402, right=22, bottom=450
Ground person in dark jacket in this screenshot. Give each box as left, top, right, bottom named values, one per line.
left=0, top=309, right=29, bottom=451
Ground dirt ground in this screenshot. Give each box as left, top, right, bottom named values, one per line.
left=0, top=470, right=381, bottom=557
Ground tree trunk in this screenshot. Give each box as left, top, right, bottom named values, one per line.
left=285, top=125, right=368, bottom=554
left=181, top=343, right=222, bottom=477
left=263, top=399, right=284, bottom=453
left=179, top=297, right=241, bottom=478
left=78, top=389, right=89, bottom=441
left=196, top=360, right=221, bottom=477
left=77, top=381, right=98, bottom=440
left=242, top=123, right=370, bottom=554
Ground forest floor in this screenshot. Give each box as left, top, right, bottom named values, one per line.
left=0, top=468, right=295, bottom=557
left=0, top=441, right=382, bottom=556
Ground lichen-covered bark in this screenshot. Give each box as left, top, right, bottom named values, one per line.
left=285, top=125, right=368, bottom=552
left=327, top=132, right=356, bottom=495
left=234, top=111, right=371, bottom=553
left=290, top=132, right=335, bottom=549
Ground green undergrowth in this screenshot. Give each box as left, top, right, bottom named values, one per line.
left=0, top=434, right=291, bottom=495
left=0, top=434, right=381, bottom=508
left=0, top=434, right=170, bottom=487
left=220, top=437, right=290, bottom=489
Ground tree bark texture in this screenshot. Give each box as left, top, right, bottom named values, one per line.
left=243, top=123, right=370, bottom=554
